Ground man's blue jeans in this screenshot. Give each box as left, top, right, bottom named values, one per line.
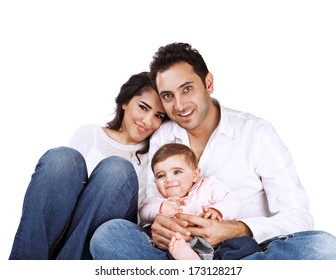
left=90, top=219, right=336, bottom=260
left=9, top=147, right=139, bottom=260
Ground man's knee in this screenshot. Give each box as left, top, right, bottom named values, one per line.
left=90, top=219, right=138, bottom=259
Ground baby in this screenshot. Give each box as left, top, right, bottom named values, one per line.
left=139, top=143, right=242, bottom=259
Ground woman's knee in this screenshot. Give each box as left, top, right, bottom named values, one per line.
left=91, top=156, right=138, bottom=193
left=95, top=156, right=136, bottom=177
left=39, top=147, right=86, bottom=174
left=34, top=147, right=87, bottom=193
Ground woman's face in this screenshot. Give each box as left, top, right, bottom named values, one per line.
left=121, top=89, right=166, bottom=144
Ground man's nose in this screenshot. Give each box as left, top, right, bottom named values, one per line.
left=174, top=95, right=185, bottom=112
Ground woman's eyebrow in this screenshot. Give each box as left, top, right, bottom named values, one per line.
left=140, top=101, right=165, bottom=115
left=139, top=101, right=151, bottom=108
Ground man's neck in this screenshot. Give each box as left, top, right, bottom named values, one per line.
left=187, top=99, right=220, bottom=161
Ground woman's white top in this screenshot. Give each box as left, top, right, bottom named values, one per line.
left=68, top=124, right=148, bottom=204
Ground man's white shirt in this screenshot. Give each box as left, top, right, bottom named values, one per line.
left=146, top=99, right=313, bottom=243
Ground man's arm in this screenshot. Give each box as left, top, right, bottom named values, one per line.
left=151, top=213, right=252, bottom=250
left=151, top=215, right=192, bottom=250
left=178, top=213, right=253, bottom=247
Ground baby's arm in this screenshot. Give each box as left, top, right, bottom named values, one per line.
left=139, top=196, right=165, bottom=224
left=206, top=177, right=242, bottom=221
left=160, top=197, right=184, bottom=217
left=201, top=205, right=223, bottom=222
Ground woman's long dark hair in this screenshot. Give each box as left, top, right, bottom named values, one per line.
left=106, top=71, right=167, bottom=164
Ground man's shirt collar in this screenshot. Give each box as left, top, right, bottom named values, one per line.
left=169, top=98, right=235, bottom=142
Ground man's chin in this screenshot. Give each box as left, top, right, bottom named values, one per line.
left=174, top=120, right=198, bottom=131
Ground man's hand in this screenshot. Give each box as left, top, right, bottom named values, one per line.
left=151, top=214, right=192, bottom=250
left=176, top=213, right=253, bottom=247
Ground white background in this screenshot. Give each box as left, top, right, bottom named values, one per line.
left=1, top=0, right=335, bottom=268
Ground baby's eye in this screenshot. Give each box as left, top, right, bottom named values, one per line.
left=174, top=170, right=182, bottom=175
left=156, top=174, right=165, bottom=180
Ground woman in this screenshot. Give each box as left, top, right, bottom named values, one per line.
left=9, top=72, right=167, bottom=260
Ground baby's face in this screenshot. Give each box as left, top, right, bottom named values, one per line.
left=153, top=155, right=199, bottom=198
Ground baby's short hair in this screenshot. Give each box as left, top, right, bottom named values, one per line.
left=151, top=143, right=198, bottom=171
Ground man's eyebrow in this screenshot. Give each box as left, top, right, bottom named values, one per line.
left=159, top=81, right=193, bottom=96
left=178, top=81, right=193, bottom=89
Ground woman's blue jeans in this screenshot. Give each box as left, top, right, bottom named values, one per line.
left=90, top=219, right=336, bottom=260
left=9, top=147, right=139, bottom=260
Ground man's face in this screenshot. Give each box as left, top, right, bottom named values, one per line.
left=156, top=62, right=213, bottom=131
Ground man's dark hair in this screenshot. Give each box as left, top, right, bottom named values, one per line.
left=149, top=42, right=209, bottom=88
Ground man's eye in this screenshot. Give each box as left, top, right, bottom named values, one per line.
left=161, top=93, right=173, bottom=100
left=183, top=86, right=192, bottom=93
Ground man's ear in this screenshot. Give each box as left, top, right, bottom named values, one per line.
left=205, top=72, right=214, bottom=94
left=193, top=167, right=201, bottom=182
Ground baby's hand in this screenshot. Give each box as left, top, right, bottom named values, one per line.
left=160, top=197, right=183, bottom=217
left=201, top=205, right=223, bottom=222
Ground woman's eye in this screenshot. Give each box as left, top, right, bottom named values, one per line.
left=139, top=105, right=148, bottom=111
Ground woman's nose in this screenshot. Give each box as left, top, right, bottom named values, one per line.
left=142, top=115, right=153, bottom=127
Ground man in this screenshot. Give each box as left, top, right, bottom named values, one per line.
left=90, top=43, right=336, bottom=259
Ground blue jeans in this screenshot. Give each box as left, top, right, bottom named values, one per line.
left=9, top=147, right=139, bottom=260
left=90, top=219, right=336, bottom=260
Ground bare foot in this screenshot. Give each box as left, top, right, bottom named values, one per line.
left=168, top=233, right=200, bottom=260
